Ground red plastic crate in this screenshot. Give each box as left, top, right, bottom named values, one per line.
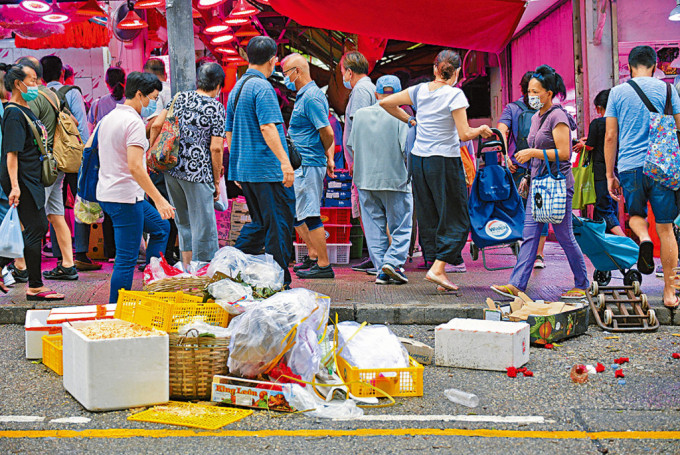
left=320, top=208, right=352, bottom=225
left=296, top=224, right=352, bottom=243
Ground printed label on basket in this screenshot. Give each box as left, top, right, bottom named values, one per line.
left=484, top=219, right=512, bottom=240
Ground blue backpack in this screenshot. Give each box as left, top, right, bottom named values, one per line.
left=511, top=100, right=536, bottom=151
left=77, top=126, right=100, bottom=203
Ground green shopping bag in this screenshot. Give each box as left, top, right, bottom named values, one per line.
left=572, top=148, right=596, bottom=210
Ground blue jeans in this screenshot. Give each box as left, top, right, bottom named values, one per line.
left=509, top=190, right=588, bottom=292
left=594, top=179, right=620, bottom=232
left=358, top=189, right=413, bottom=269
left=100, top=200, right=170, bottom=303
left=619, top=167, right=679, bottom=224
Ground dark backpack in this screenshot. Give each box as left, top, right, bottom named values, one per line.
left=511, top=100, right=537, bottom=151
left=50, top=85, right=82, bottom=114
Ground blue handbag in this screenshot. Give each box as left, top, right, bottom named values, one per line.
left=531, top=149, right=567, bottom=224
left=77, top=125, right=101, bottom=203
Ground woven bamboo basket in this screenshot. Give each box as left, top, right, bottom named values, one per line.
left=143, top=276, right=211, bottom=296
left=169, top=332, right=230, bottom=400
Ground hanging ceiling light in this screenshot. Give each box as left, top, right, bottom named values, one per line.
left=197, top=0, right=227, bottom=9
left=77, top=0, right=106, bottom=17
left=234, top=21, right=259, bottom=37
left=204, top=18, right=231, bottom=35
left=89, top=15, right=108, bottom=26
left=670, top=0, right=680, bottom=21
left=20, top=0, right=51, bottom=14
left=224, top=14, right=249, bottom=26
left=41, top=0, right=69, bottom=23
left=134, top=0, right=164, bottom=9
left=118, top=3, right=148, bottom=29
left=214, top=46, right=237, bottom=55
left=230, top=0, right=258, bottom=17
left=210, top=33, right=236, bottom=45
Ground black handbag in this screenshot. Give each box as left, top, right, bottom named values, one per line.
left=234, top=76, right=302, bottom=170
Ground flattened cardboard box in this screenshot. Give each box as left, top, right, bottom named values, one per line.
left=212, top=375, right=296, bottom=413
left=398, top=337, right=433, bottom=365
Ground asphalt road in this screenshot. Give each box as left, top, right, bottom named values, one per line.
left=2, top=323, right=680, bottom=454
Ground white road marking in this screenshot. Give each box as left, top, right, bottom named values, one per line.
left=342, top=415, right=552, bottom=424
left=50, top=417, right=91, bottom=424
left=0, top=416, right=45, bottom=423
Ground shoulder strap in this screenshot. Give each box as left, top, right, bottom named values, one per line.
left=39, top=89, right=61, bottom=113
left=233, top=75, right=259, bottom=110
left=168, top=92, right=181, bottom=117
left=512, top=100, right=528, bottom=111
left=6, top=104, right=47, bottom=156
left=626, top=80, right=658, bottom=113
left=665, top=83, right=673, bottom=116
left=537, top=106, right=558, bottom=132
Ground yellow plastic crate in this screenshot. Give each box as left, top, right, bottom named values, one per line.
left=42, top=334, right=63, bottom=376
left=128, top=401, right=252, bottom=430
left=115, top=291, right=230, bottom=333
left=336, top=355, right=423, bottom=398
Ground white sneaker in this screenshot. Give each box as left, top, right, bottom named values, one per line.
left=534, top=255, right=546, bottom=269
left=2, top=267, right=15, bottom=287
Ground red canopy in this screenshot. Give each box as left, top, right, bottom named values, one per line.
left=267, top=0, right=527, bottom=53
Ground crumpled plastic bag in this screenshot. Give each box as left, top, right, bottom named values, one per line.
left=208, top=279, right=253, bottom=302
left=240, top=254, right=284, bottom=291
left=284, top=384, right=363, bottom=420
left=336, top=322, right=409, bottom=372
left=227, top=289, right=330, bottom=381
left=74, top=196, right=104, bottom=224
left=178, top=320, right=232, bottom=338
left=207, top=246, right=250, bottom=279
left=143, top=255, right=190, bottom=285
left=174, top=261, right=210, bottom=276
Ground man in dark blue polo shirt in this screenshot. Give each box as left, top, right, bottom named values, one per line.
left=225, top=36, right=296, bottom=286
left=282, top=53, right=336, bottom=280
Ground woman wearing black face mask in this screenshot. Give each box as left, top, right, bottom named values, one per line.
left=492, top=65, right=589, bottom=301
left=0, top=63, right=62, bottom=299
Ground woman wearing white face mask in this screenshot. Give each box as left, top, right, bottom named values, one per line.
left=150, top=62, right=226, bottom=267
left=492, top=65, right=589, bottom=301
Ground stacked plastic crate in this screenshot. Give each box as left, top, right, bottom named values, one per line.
left=228, top=197, right=251, bottom=246
left=294, top=170, right=352, bottom=264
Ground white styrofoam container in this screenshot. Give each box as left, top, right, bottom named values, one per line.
left=62, top=319, right=169, bottom=411
left=435, top=318, right=530, bottom=371
left=25, top=310, right=60, bottom=359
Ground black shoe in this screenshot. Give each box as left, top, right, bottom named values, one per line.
left=9, top=264, right=28, bottom=283
left=296, top=264, right=335, bottom=279
left=351, top=257, right=374, bottom=272
left=138, top=264, right=146, bottom=272
left=293, top=255, right=317, bottom=272
left=43, top=264, right=79, bottom=281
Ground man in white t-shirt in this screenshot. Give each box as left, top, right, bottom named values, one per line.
left=94, top=71, right=175, bottom=303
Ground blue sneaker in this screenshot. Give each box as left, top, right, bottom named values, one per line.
left=375, top=272, right=392, bottom=285
left=382, top=264, right=408, bottom=284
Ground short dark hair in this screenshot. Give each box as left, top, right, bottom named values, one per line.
left=196, top=62, right=225, bottom=92
left=125, top=71, right=162, bottom=99
left=433, top=49, right=461, bottom=81
left=340, top=51, right=369, bottom=75
left=15, top=57, right=42, bottom=80
left=594, top=89, right=610, bottom=109
left=106, top=67, right=126, bottom=101
left=2, top=64, right=32, bottom=93
left=246, top=36, right=277, bottom=65
left=143, top=58, right=166, bottom=77
left=531, top=65, right=567, bottom=100
left=63, top=64, right=74, bottom=80
left=520, top=71, right=533, bottom=96
left=628, top=45, right=657, bottom=69
left=40, top=55, right=63, bottom=83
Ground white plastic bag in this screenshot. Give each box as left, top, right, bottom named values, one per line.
left=74, top=196, right=104, bottom=224
left=207, top=246, right=250, bottom=278
left=284, top=384, right=363, bottom=420
left=336, top=322, right=409, bottom=371
left=0, top=206, right=24, bottom=258
left=241, top=254, right=284, bottom=291
left=227, top=289, right=330, bottom=381
left=208, top=279, right=253, bottom=302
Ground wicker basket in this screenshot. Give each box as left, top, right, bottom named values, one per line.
left=169, top=332, right=230, bottom=400
left=143, top=276, right=211, bottom=296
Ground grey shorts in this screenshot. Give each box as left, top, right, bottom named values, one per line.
left=294, top=166, right=325, bottom=220
left=44, top=171, right=65, bottom=216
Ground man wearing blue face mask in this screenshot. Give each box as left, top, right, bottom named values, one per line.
left=340, top=51, right=377, bottom=273
left=282, top=53, right=336, bottom=279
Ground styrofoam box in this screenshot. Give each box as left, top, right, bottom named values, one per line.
left=435, top=318, right=530, bottom=371
left=62, top=319, right=169, bottom=411
left=25, top=309, right=60, bottom=359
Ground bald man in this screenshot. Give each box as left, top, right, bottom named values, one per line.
left=282, top=54, right=336, bottom=279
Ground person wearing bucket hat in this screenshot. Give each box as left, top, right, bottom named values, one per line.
left=347, top=75, right=413, bottom=285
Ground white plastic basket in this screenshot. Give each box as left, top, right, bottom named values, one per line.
left=294, top=242, right=351, bottom=265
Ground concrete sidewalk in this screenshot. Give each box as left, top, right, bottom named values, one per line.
left=1, top=241, right=678, bottom=325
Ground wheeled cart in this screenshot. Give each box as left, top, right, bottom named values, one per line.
left=586, top=281, right=659, bottom=332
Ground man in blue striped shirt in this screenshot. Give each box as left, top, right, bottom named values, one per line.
left=225, top=36, right=296, bottom=286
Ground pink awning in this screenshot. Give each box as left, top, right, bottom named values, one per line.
left=267, top=0, right=527, bottom=53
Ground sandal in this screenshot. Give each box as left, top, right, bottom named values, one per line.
left=26, top=290, right=65, bottom=301
left=637, top=241, right=655, bottom=275
left=561, top=288, right=587, bottom=300
left=425, top=271, right=458, bottom=291
left=491, top=284, right=520, bottom=299
left=664, top=297, right=679, bottom=310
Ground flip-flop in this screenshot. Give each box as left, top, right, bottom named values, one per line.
left=425, top=271, right=458, bottom=291
left=561, top=288, right=587, bottom=300
left=637, top=241, right=655, bottom=275
left=26, top=290, right=65, bottom=301
left=664, top=297, right=679, bottom=310
left=490, top=284, right=519, bottom=299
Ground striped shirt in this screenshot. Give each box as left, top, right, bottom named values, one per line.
left=226, top=69, right=288, bottom=183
